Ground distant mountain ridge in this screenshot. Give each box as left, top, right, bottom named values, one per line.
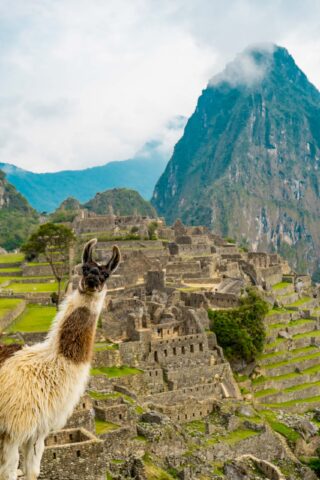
left=0, top=140, right=168, bottom=212
left=152, top=45, right=320, bottom=276
left=0, top=171, right=39, bottom=250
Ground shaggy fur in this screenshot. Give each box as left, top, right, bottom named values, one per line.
left=0, top=344, right=23, bottom=368
left=0, top=240, right=120, bottom=480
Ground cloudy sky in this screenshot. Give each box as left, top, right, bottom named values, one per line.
left=1, top=0, right=320, bottom=172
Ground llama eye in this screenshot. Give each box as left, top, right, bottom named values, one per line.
left=103, top=272, right=109, bottom=279
left=82, top=266, right=89, bottom=275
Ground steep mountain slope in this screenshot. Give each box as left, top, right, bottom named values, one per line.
left=0, top=171, right=39, bottom=250
left=152, top=45, right=320, bottom=276
left=0, top=141, right=168, bottom=212
left=83, top=188, right=156, bottom=217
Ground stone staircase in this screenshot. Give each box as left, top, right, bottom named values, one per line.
left=253, top=281, right=320, bottom=411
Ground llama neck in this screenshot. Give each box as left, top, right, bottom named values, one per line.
left=47, top=288, right=106, bottom=364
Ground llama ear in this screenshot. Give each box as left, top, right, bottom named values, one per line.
left=82, top=238, right=97, bottom=264
left=105, top=245, right=121, bottom=275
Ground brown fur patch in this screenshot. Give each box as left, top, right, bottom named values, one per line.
left=58, top=307, right=96, bottom=364
left=0, top=343, right=23, bottom=367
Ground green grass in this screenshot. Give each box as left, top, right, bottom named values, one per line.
left=185, top=420, right=206, bottom=434
left=90, top=365, right=143, bottom=378
left=0, top=336, right=24, bottom=345
left=254, top=388, right=278, bottom=398
left=144, top=461, right=175, bottom=480
left=0, top=298, right=23, bottom=319
left=260, top=410, right=300, bottom=442
left=284, top=380, right=320, bottom=393
left=262, top=395, right=320, bottom=408
left=0, top=267, right=21, bottom=273
left=0, top=253, right=24, bottom=264
left=254, top=363, right=320, bottom=387
left=88, top=390, right=134, bottom=404
left=4, top=281, right=61, bottom=293
left=265, top=351, right=320, bottom=370
left=266, top=307, right=288, bottom=317
left=206, top=429, right=258, bottom=446
left=272, top=282, right=292, bottom=291
left=94, top=342, right=119, bottom=352
left=95, top=419, right=119, bottom=434
left=293, top=330, right=320, bottom=339
left=7, top=304, right=56, bottom=333
left=288, top=297, right=313, bottom=307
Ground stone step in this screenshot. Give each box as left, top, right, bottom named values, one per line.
left=264, top=311, right=299, bottom=327
left=264, top=352, right=320, bottom=377
left=258, top=345, right=319, bottom=367
left=264, top=331, right=320, bottom=354
left=277, top=292, right=299, bottom=305
left=258, top=382, right=320, bottom=405
left=266, top=319, right=317, bottom=341
left=253, top=365, right=320, bottom=391
left=272, top=284, right=295, bottom=296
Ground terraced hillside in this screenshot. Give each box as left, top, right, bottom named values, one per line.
left=250, top=280, right=320, bottom=411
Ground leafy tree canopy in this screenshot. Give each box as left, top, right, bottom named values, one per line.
left=208, top=289, right=268, bottom=363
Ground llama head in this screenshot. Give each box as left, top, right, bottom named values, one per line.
left=79, top=238, right=121, bottom=294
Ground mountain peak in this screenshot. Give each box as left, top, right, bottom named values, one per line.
left=209, top=44, right=308, bottom=92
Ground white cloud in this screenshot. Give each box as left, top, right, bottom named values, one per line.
left=0, top=0, right=320, bottom=172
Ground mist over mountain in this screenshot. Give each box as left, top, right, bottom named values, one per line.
left=152, top=45, right=320, bottom=276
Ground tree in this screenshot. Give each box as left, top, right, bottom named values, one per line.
left=208, top=289, right=268, bottom=363
left=22, top=223, right=76, bottom=308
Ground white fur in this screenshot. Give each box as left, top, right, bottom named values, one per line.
left=0, top=287, right=107, bottom=480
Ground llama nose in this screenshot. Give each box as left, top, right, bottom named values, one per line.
left=87, top=276, right=99, bottom=288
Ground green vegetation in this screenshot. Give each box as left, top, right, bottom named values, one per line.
left=272, top=281, right=292, bottom=290
left=94, top=342, right=119, bottom=352
left=265, top=351, right=320, bottom=370
left=143, top=456, right=175, bottom=480
left=206, top=429, right=258, bottom=446
left=84, top=188, right=156, bottom=217
left=261, top=410, right=300, bottom=443
left=287, top=297, right=313, bottom=307
left=0, top=298, right=23, bottom=319
left=208, top=289, right=268, bottom=362
left=0, top=253, right=25, bottom=264
left=90, top=366, right=143, bottom=378
left=7, top=304, right=56, bottom=333
left=266, top=307, right=288, bottom=317
left=0, top=171, right=39, bottom=250
left=95, top=419, right=119, bottom=434
left=22, top=222, right=75, bottom=306
left=88, top=390, right=134, bottom=404
left=4, top=281, right=61, bottom=293
left=254, top=388, right=278, bottom=398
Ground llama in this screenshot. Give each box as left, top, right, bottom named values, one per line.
left=0, top=238, right=120, bottom=480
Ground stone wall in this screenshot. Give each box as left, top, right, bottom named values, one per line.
left=0, top=299, right=26, bottom=332
left=40, top=428, right=105, bottom=480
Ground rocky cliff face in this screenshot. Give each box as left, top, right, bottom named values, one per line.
left=0, top=170, right=39, bottom=250
left=152, top=45, right=320, bottom=277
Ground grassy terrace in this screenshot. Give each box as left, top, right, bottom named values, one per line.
left=287, top=297, right=313, bottom=307
left=261, top=395, right=320, bottom=408
left=90, top=366, right=143, bottom=378
left=260, top=410, right=300, bottom=443
left=95, top=419, right=119, bottom=434
left=7, top=304, right=56, bottom=333
left=264, top=351, right=320, bottom=370
left=89, top=390, right=135, bottom=404
left=0, top=253, right=24, bottom=264
left=266, top=307, right=288, bottom=317
left=259, top=345, right=318, bottom=361
left=0, top=298, right=23, bottom=319
left=253, top=363, right=320, bottom=386
left=94, top=342, right=119, bottom=352
left=272, top=281, right=292, bottom=291
left=206, top=429, right=258, bottom=446
left=3, top=282, right=61, bottom=293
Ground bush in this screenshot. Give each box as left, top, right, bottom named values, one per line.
left=208, top=289, right=268, bottom=362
